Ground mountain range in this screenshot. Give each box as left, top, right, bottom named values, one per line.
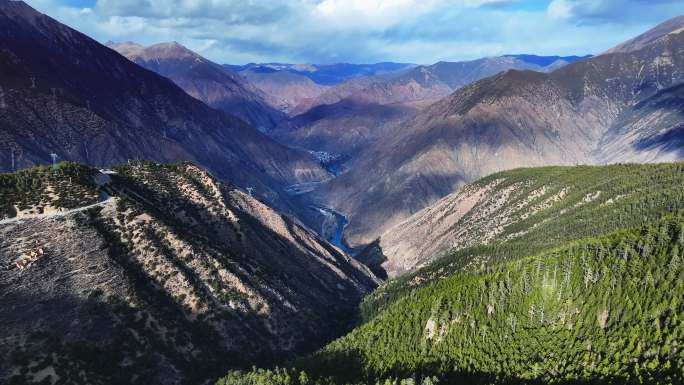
left=224, top=62, right=416, bottom=86
left=237, top=68, right=330, bottom=116
left=268, top=54, right=590, bottom=168
left=315, top=16, right=684, bottom=251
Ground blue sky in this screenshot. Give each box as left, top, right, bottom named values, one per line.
left=24, top=0, right=684, bottom=65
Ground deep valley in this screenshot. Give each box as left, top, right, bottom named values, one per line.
left=2, top=1, right=684, bottom=384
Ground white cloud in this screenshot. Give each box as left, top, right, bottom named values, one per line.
left=23, top=0, right=684, bottom=65
left=547, top=0, right=684, bottom=24
left=547, top=0, right=573, bottom=19
left=312, top=0, right=444, bottom=31
left=464, top=0, right=516, bottom=6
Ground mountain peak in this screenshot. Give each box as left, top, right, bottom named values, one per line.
left=109, top=40, right=201, bottom=62
left=604, top=15, right=684, bottom=54
left=106, top=40, right=145, bottom=57
left=145, top=41, right=199, bottom=59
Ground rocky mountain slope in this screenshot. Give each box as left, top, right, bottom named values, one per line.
left=0, top=162, right=378, bottom=385
left=0, top=0, right=331, bottom=226
left=109, top=41, right=285, bottom=131
left=220, top=161, right=684, bottom=385
left=317, top=15, right=684, bottom=249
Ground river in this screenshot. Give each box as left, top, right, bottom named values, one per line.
left=316, top=207, right=356, bottom=255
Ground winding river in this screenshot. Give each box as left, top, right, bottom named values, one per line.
left=316, top=207, right=356, bottom=255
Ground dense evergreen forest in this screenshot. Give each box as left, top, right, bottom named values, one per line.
left=217, top=163, right=684, bottom=385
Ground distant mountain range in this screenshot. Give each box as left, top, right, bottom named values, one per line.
left=268, top=54, right=591, bottom=173
left=226, top=55, right=589, bottom=116
left=222, top=62, right=416, bottom=117
left=237, top=68, right=330, bottom=116
left=225, top=56, right=589, bottom=87
left=224, top=62, right=416, bottom=86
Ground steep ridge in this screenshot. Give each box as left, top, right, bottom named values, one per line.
left=0, top=162, right=378, bottom=385
left=219, top=162, right=684, bottom=385
left=109, top=41, right=286, bottom=131
left=605, top=15, right=684, bottom=54
left=317, top=16, right=684, bottom=249
left=0, top=0, right=329, bottom=219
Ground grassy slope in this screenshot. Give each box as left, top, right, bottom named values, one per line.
left=217, top=162, right=684, bottom=385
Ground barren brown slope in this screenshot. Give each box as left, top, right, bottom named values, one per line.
left=0, top=1, right=329, bottom=220
left=316, top=15, right=684, bottom=249
left=0, top=162, right=378, bottom=385
left=289, top=76, right=378, bottom=116
left=109, top=41, right=286, bottom=131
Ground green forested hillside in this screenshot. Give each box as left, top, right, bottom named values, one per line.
left=217, top=163, right=684, bottom=385
left=366, top=163, right=684, bottom=320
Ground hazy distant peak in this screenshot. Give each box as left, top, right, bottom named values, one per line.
left=604, top=15, right=684, bottom=54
